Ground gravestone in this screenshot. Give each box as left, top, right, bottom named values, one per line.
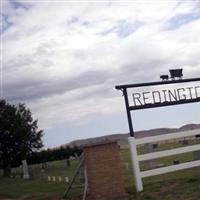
left=75, top=153, right=79, bottom=159
left=153, top=143, right=158, bottom=149
left=144, top=143, right=153, bottom=154
left=65, top=177, right=69, bottom=183
left=193, top=150, right=200, bottom=161
left=144, top=144, right=157, bottom=169
left=193, top=135, right=200, bottom=161
left=66, top=159, right=71, bottom=167
left=182, top=140, right=189, bottom=145
left=125, top=162, right=129, bottom=169
left=195, top=134, right=200, bottom=140
left=173, top=160, right=180, bottom=165
left=41, top=162, right=47, bottom=170
left=22, top=160, right=30, bottom=179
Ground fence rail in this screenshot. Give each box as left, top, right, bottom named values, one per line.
left=128, top=128, right=200, bottom=192
left=141, top=160, right=200, bottom=178
left=138, top=144, right=200, bottom=161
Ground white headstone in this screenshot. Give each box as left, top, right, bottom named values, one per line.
left=65, top=177, right=69, bottom=183
left=47, top=176, right=51, bottom=181
left=52, top=176, right=56, bottom=181
left=75, top=153, right=78, bottom=159
left=22, top=160, right=30, bottom=179
left=58, top=176, right=62, bottom=182
left=125, top=162, right=129, bottom=169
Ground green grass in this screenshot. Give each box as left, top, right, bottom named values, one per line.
left=0, top=140, right=200, bottom=200
left=128, top=174, right=200, bottom=200
left=120, top=140, right=200, bottom=200
left=0, top=178, right=66, bottom=200
left=0, top=159, right=82, bottom=200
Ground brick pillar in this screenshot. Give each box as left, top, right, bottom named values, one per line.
left=83, top=141, right=126, bottom=200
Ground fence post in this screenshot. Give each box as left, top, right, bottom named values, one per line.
left=128, top=137, right=143, bottom=192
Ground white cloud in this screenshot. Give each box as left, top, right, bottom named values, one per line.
left=2, top=0, right=200, bottom=132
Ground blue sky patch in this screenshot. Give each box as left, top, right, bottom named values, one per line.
left=0, top=14, right=13, bottom=34
left=9, top=0, right=30, bottom=10
left=166, top=5, right=200, bottom=30
left=1, top=1, right=31, bottom=33
left=66, top=16, right=79, bottom=26
left=100, top=20, right=143, bottom=38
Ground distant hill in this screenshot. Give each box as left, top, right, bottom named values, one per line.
left=62, top=123, right=200, bottom=148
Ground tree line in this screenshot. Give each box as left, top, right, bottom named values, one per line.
left=0, top=99, right=82, bottom=177
left=26, top=146, right=82, bottom=165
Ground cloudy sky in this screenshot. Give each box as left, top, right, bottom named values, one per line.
left=1, top=0, right=200, bottom=148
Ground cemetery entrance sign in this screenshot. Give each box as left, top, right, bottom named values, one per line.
left=115, top=77, right=200, bottom=137
left=115, top=74, right=200, bottom=192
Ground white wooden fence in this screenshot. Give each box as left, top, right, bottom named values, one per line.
left=128, top=129, right=200, bottom=192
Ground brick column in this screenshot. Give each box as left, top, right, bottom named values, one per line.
left=83, top=141, right=126, bottom=200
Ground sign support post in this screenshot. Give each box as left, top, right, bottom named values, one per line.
left=123, top=88, right=134, bottom=137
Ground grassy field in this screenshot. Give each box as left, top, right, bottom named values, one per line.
left=121, top=147, right=200, bottom=200
left=0, top=140, right=200, bottom=200
left=0, top=159, right=84, bottom=200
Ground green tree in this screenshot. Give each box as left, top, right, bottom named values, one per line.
left=0, top=99, right=43, bottom=177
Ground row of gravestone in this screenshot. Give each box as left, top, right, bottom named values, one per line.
left=15, top=159, right=73, bottom=180
left=47, top=176, right=69, bottom=182
left=17, top=145, right=200, bottom=180
left=144, top=143, right=200, bottom=169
